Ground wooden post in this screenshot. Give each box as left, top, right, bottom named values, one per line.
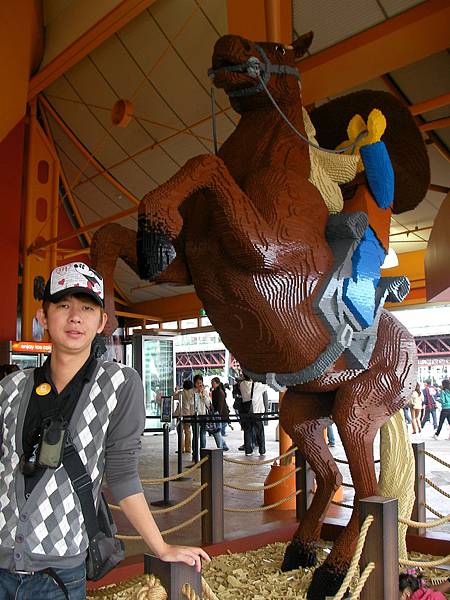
left=411, top=442, right=426, bottom=536
left=144, top=554, right=201, bottom=600
left=359, top=497, right=398, bottom=600
left=201, top=448, right=224, bottom=545
left=295, top=449, right=314, bottom=520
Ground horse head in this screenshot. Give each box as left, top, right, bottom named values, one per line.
left=209, top=32, right=313, bottom=113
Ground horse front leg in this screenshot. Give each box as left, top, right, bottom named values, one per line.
left=91, top=223, right=138, bottom=335
left=139, top=154, right=269, bottom=277
left=280, top=390, right=341, bottom=571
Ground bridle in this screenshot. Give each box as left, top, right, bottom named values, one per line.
left=208, top=43, right=367, bottom=155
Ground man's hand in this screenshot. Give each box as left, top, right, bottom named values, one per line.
left=158, top=543, right=210, bottom=572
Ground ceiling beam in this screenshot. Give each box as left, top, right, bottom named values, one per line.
left=300, top=0, right=450, bottom=104
left=419, top=117, right=450, bottom=132
left=28, top=0, right=158, bottom=100
left=410, top=92, right=450, bottom=116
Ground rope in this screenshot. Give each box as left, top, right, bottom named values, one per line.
left=87, top=574, right=167, bottom=599
left=181, top=583, right=201, bottom=600
left=422, top=450, right=450, bottom=469
left=349, top=562, right=375, bottom=599
left=333, top=515, right=374, bottom=600
left=399, top=554, right=450, bottom=568
left=424, top=503, right=445, bottom=519
left=398, top=512, right=450, bottom=528
left=224, top=467, right=301, bottom=491
left=116, top=509, right=208, bottom=540
left=223, top=446, right=297, bottom=466
left=140, top=456, right=208, bottom=484
left=109, top=484, right=207, bottom=515
left=331, top=500, right=354, bottom=509
left=202, top=576, right=220, bottom=600
left=424, top=476, right=450, bottom=499
left=334, top=458, right=349, bottom=464
left=224, top=488, right=301, bottom=512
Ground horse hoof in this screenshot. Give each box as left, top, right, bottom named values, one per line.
left=307, top=563, right=346, bottom=600
left=137, top=221, right=176, bottom=279
left=281, top=539, right=317, bottom=571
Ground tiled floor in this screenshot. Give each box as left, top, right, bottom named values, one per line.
left=105, top=417, right=450, bottom=558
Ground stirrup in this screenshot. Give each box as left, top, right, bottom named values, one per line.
left=377, top=276, right=410, bottom=303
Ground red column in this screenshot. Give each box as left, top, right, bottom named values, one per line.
left=0, top=119, right=25, bottom=342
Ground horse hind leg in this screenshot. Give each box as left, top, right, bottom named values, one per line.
left=91, top=223, right=138, bottom=335
left=280, top=390, right=341, bottom=571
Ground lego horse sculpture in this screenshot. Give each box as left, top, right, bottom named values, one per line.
left=92, top=33, right=429, bottom=598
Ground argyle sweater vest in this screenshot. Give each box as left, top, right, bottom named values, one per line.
left=0, top=361, right=127, bottom=571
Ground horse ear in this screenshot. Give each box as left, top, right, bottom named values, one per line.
left=292, top=31, right=313, bottom=60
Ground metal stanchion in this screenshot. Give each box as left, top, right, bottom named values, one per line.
left=151, top=422, right=175, bottom=507
left=192, top=412, right=200, bottom=464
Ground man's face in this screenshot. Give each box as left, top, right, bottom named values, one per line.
left=37, top=295, right=107, bottom=355
left=194, top=378, right=203, bottom=392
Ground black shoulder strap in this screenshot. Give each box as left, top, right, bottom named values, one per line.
left=63, top=443, right=101, bottom=540
left=251, top=382, right=255, bottom=400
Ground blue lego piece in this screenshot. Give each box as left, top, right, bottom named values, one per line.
left=343, top=227, right=386, bottom=328
left=360, top=141, right=394, bottom=209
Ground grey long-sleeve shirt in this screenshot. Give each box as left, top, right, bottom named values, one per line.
left=0, top=360, right=145, bottom=572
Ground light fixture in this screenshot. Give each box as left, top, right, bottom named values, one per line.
left=381, top=247, right=399, bottom=269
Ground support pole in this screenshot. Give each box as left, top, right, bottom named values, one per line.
left=144, top=554, right=201, bottom=600
left=192, top=413, right=200, bottom=464
left=176, top=418, right=190, bottom=481
left=359, top=496, right=398, bottom=600
left=151, top=423, right=174, bottom=507
left=411, top=442, right=426, bottom=536
left=295, top=449, right=314, bottom=521
left=201, top=448, right=224, bottom=545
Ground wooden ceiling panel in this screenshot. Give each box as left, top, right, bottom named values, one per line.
left=107, top=159, right=158, bottom=196
left=293, top=0, right=385, bottom=53
left=132, top=144, right=189, bottom=184
left=379, top=0, right=425, bottom=18
left=149, top=0, right=199, bottom=41
left=390, top=51, right=450, bottom=105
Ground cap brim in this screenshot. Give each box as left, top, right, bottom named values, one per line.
left=46, top=287, right=104, bottom=307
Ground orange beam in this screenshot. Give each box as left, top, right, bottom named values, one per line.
left=300, top=0, right=450, bottom=104
left=429, top=183, right=449, bottom=194
left=419, top=117, right=450, bottom=132
left=132, top=292, right=202, bottom=322
left=264, top=0, right=293, bottom=44
left=28, top=204, right=138, bottom=254
left=410, top=92, right=450, bottom=116
left=227, top=0, right=267, bottom=40
left=39, top=95, right=140, bottom=205
left=28, top=0, right=158, bottom=100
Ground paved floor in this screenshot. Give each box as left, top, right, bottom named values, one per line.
left=105, top=417, right=450, bottom=558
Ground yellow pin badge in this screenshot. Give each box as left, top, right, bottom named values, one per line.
left=36, top=383, right=51, bottom=396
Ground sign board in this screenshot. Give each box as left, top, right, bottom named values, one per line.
left=160, top=396, right=172, bottom=423
left=12, top=341, right=53, bottom=354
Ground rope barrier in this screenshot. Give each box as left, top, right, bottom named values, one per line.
left=224, top=467, right=301, bottom=491
left=87, top=574, right=167, bottom=599
left=223, top=446, right=298, bottom=466
left=333, top=514, right=374, bottom=600
left=181, top=583, right=200, bottom=600
left=398, top=511, right=450, bottom=528
left=109, top=484, right=207, bottom=515
left=349, top=562, right=376, bottom=599
left=181, top=577, right=220, bottom=600
left=331, top=500, right=354, bottom=509
left=116, top=509, right=208, bottom=540
left=424, top=503, right=445, bottom=520
left=422, top=450, right=450, bottom=470
left=140, top=456, right=208, bottom=484
left=424, top=476, right=450, bottom=499
left=399, top=554, right=450, bottom=568
left=224, top=488, right=301, bottom=512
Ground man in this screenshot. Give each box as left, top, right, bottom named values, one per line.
left=0, top=262, right=208, bottom=599
left=421, top=380, right=438, bottom=430
left=239, top=375, right=267, bottom=456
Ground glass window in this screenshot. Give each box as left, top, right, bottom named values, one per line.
left=200, top=316, right=212, bottom=327
left=142, top=337, right=174, bottom=418
left=180, top=318, right=198, bottom=329
left=162, top=321, right=178, bottom=329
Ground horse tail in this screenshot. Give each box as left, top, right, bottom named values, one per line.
left=378, top=410, right=415, bottom=560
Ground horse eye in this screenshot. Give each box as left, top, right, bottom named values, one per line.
left=275, top=45, right=286, bottom=55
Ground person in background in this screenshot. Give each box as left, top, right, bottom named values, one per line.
left=327, top=424, right=336, bottom=448
left=421, top=380, right=438, bottom=430
left=434, top=378, right=450, bottom=440
left=409, top=383, right=423, bottom=434
left=173, top=379, right=195, bottom=453
left=239, top=375, right=266, bottom=456
left=210, top=377, right=230, bottom=451
left=399, top=572, right=450, bottom=599
left=194, top=374, right=225, bottom=451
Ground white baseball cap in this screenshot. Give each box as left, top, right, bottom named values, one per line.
left=43, top=262, right=104, bottom=307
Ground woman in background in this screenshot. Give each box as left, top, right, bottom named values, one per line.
left=410, top=383, right=423, bottom=434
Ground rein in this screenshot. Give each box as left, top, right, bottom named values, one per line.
left=208, top=44, right=367, bottom=155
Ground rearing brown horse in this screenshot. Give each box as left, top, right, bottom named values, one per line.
left=93, top=33, right=428, bottom=599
